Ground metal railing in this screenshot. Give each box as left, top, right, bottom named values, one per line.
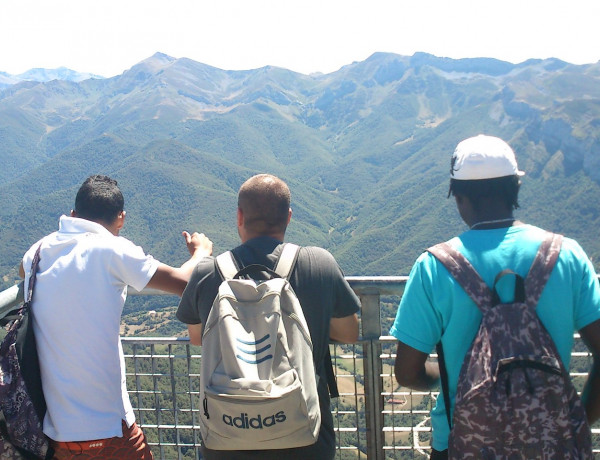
left=1, top=277, right=598, bottom=459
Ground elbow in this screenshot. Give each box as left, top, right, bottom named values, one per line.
left=330, top=331, right=359, bottom=344
left=329, top=314, right=360, bottom=344
left=394, top=367, right=418, bottom=388
left=394, top=361, right=439, bottom=391
left=343, top=329, right=360, bottom=344
left=393, top=342, right=438, bottom=390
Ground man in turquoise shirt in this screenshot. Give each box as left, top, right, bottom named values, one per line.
left=391, top=134, right=600, bottom=459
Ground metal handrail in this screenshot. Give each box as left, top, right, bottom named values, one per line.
left=0, top=277, right=408, bottom=319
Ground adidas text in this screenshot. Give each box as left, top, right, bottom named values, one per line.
left=222, top=411, right=286, bottom=429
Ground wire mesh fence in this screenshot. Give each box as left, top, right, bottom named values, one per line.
left=122, top=333, right=599, bottom=460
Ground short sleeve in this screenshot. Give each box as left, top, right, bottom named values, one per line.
left=389, top=252, right=443, bottom=354
left=177, top=257, right=220, bottom=325
left=567, top=240, right=600, bottom=330
left=108, top=238, right=159, bottom=292
left=177, top=265, right=203, bottom=325
left=305, top=247, right=360, bottom=318
left=332, top=260, right=361, bottom=319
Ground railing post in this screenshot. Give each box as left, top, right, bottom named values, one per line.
left=360, top=292, right=384, bottom=460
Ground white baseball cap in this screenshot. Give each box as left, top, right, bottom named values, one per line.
left=450, top=134, right=525, bottom=180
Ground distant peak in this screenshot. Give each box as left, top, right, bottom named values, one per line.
left=365, top=52, right=404, bottom=61
left=128, top=52, right=178, bottom=74
left=151, top=52, right=175, bottom=61
left=138, top=52, right=177, bottom=67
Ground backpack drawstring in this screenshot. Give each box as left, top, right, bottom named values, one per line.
left=203, top=396, right=210, bottom=419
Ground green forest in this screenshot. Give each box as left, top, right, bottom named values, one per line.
left=1, top=52, right=600, bottom=288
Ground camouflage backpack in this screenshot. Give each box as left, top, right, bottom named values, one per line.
left=428, top=232, right=592, bottom=459
left=0, top=244, right=50, bottom=459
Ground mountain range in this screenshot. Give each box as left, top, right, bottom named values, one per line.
left=0, top=67, right=103, bottom=88
left=0, top=51, right=599, bottom=288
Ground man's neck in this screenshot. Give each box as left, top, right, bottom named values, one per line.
left=469, top=216, right=518, bottom=230
left=240, top=231, right=285, bottom=244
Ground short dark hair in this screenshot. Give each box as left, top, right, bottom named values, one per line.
left=238, top=174, right=291, bottom=235
left=448, top=175, right=521, bottom=211
left=74, top=175, right=124, bottom=224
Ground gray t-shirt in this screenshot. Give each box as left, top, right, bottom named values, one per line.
left=177, top=236, right=361, bottom=460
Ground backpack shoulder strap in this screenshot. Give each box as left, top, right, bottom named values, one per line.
left=272, top=243, right=340, bottom=398
left=525, top=232, right=563, bottom=307
left=427, top=242, right=491, bottom=430
left=25, top=243, right=43, bottom=304
left=427, top=242, right=493, bottom=313
left=428, top=241, right=494, bottom=430
left=215, top=251, right=239, bottom=280
left=274, top=243, right=300, bottom=279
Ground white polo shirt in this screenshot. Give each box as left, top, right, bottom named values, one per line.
left=22, top=215, right=160, bottom=442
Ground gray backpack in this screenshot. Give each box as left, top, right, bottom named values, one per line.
left=428, top=232, right=592, bottom=459
left=199, top=243, right=321, bottom=450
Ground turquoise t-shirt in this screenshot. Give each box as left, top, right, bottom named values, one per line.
left=389, top=224, right=600, bottom=452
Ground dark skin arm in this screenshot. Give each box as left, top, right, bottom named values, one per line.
left=394, top=341, right=440, bottom=391
left=579, top=318, right=600, bottom=424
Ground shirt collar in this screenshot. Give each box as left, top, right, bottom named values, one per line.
left=58, top=215, right=113, bottom=236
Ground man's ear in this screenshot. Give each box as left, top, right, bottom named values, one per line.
left=237, top=207, right=244, bottom=228
left=116, top=211, right=126, bottom=230
left=287, top=208, right=292, bottom=225
left=70, top=209, right=77, bottom=217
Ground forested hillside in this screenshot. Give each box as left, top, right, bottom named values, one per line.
left=1, top=51, right=599, bottom=290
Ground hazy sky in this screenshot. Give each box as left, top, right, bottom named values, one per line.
left=1, top=0, right=599, bottom=77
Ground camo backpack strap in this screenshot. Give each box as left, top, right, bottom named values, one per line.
left=428, top=241, right=493, bottom=429
left=427, top=242, right=493, bottom=314
left=525, top=232, right=563, bottom=308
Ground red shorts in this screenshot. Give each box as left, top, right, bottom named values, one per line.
left=50, top=421, right=153, bottom=460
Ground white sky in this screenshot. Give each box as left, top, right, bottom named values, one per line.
left=1, top=0, right=599, bottom=77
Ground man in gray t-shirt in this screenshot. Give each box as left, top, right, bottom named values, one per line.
left=177, top=174, right=360, bottom=460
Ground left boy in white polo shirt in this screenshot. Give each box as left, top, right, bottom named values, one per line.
left=20, top=174, right=212, bottom=459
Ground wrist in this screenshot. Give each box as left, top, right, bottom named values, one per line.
left=192, top=248, right=211, bottom=259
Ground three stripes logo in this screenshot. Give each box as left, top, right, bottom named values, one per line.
left=236, top=334, right=273, bottom=364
